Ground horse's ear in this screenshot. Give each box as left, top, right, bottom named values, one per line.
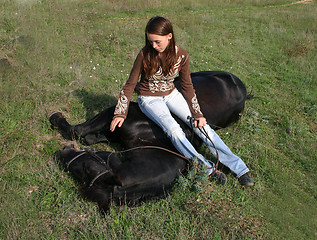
left=62, top=144, right=73, bottom=150
left=64, top=143, right=77, bottom=150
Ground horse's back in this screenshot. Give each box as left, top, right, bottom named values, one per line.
left=176, top=71, right=247, bottom=128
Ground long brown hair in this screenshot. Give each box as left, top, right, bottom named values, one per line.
left=143, top=16, right=177, bottom=78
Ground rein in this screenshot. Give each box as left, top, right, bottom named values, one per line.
left=187, top=116, right=220, bottom=177
left=105, top=145, right=191, bottom=163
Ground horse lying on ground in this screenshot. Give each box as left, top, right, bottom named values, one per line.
left=58, top=145, right=189, bottom=212
left=51, top=71, right=247, bottom=211
left=50, top=71, right=247, bottom=149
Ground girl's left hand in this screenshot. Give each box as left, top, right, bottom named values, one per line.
left=195, top=117, right=207, bottom=128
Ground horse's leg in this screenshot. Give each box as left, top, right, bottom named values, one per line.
left=84, top=183, right=167, bottom=214
left=111, top=182, right=173, bottom=205
left=73, top=107, right=114, bottom=138
left=84, top=187, right=113, bottom=214
left=49, top=107, right=115, bottom=143
left=87, top=182, right=173, bottom=214
left=49, top=112, right=76, bottom=139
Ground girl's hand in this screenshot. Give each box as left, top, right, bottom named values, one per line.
left=110, top=117, right=125, bottom=132
left=195, top=117, right=207, bottom=128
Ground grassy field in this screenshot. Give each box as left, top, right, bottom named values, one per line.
left=1, top=0, right=316, bottom=239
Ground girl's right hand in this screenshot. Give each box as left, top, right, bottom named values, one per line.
left=110, top=117, right=125, bottom=132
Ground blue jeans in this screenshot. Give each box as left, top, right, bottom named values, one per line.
left=138, top=89, right=249, bottom=178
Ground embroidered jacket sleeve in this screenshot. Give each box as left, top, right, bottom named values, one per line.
left=178, top=50, right=204, bottom=119
left=113, top=51, right=143, bottom=119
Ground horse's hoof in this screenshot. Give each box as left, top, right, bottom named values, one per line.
left=210, top=170, right=227, bottom=185
left=48, top=111, right=61, bottom=119
left=48, top=111, right=64, bottom=126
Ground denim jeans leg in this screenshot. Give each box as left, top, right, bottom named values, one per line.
left=195, top=125, right=249, bottom=178
left=165, top=89, right=249, bottom=178
left=138, top=95, right=214, bottom=175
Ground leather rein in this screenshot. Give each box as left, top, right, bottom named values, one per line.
left=187, top=116, right=220, bottom=176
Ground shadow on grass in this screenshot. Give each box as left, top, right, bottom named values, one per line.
left=73, top=89, right=117, bottom=120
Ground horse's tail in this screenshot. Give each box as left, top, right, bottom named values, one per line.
left=246, top=87, right=255, bottom=100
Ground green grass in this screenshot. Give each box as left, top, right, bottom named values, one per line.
left=1, top=0, right=316, bottom=239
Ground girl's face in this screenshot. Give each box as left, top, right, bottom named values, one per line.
left=147, top=33, right=172, bottom=53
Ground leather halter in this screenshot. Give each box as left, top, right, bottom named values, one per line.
left=66, top=150, right=113, bottom=188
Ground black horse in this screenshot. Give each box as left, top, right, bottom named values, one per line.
left=51, top=71, right=247, bottom=211
left=50, top=71, right=247, bottom=148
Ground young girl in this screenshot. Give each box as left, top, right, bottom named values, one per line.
left=110, top=16, right=254, bottom=186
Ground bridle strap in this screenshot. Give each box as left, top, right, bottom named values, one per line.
left=66, top=151, right=87, bottom=170
left=85, top=149, right=111, bottom=167
left=88, top=170, right=112, bottom=188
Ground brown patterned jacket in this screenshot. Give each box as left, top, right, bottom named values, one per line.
left=113, top=46, right=203, bottom=119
